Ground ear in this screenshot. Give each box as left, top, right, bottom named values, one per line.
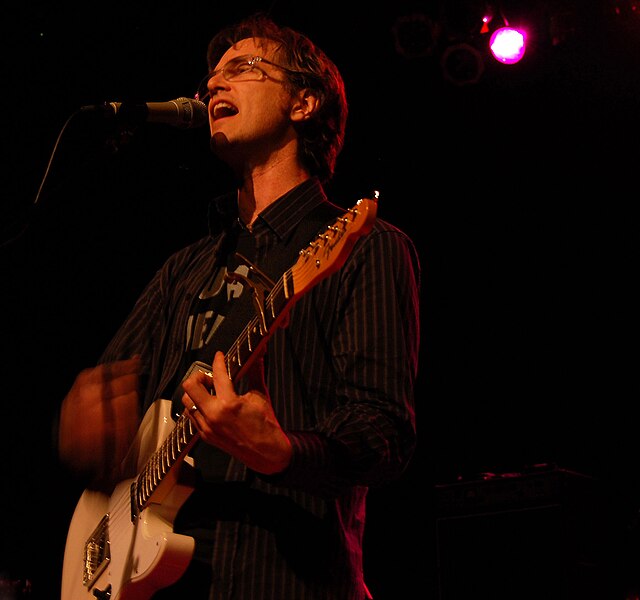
left=290, top=89, right=319, bottom=123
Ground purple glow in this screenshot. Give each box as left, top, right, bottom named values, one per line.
left=489, top=27, right=526, bottom=64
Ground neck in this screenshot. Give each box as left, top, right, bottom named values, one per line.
left=236, top=157, right=310, bottom=229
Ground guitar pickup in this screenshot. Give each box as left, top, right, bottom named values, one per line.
left=83, top=514, right=110, bottom=589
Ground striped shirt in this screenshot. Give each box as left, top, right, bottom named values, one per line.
left=99, top=177, right=421, bottom=599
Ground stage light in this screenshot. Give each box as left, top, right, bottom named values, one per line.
left=391, top=5, right=537, bottom=84
left=489, top=26, right=527, bottom=64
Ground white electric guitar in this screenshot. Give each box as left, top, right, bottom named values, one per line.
left=60, top=196, right=377, bottom=600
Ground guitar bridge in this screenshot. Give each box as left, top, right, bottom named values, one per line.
left=83, top=514, right=110, bottom=589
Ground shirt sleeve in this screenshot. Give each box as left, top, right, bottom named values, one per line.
left=261, top=222, right=421, bottom=497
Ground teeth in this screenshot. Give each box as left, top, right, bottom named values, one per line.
left=213, top=102, right=236, bottom=118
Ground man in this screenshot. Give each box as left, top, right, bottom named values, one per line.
left=58, top=12, right=420, bottom=600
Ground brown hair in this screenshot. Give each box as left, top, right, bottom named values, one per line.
left=206, top=12, right=348, bottom=183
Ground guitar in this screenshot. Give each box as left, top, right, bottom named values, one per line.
left=60, top=195, right=378, bottom=600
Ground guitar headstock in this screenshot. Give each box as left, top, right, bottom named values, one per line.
left=290, top=196, right=378, bottom=296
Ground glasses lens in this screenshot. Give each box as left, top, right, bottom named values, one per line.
left=195, top=56, right=267, bottom=101
left=224, top=57, right=262, bottom=81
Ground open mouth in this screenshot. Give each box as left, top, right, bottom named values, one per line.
left=213, top=101, right=238, bottom=119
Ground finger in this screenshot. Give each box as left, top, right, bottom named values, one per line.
left=72, top=370, right=139, bottom=406
left=100, top=372, right=140, bottom=402
left=182, top=370, right=212, bottom=402
left=181, top=392, right=199, bottom=414
left=79, top=357, right=141, bottom=393
left=100, top=356, right=141, bottom=380
left=211, top=351, right=234, bottom=393
left=183, top=401, right=200, bottom=427
left=182, top=365, right=215, bottom=393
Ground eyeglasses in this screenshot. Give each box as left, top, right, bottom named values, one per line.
left=195, top=54, right=308, bottom=103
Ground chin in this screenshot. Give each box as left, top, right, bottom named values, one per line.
left=210, top=132, right=230, bottom=151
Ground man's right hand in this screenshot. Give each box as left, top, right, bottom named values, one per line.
left=58, top=356, right=141, bottom=487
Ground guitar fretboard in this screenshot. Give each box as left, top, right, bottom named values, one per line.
left=133, top=413, right=198, bottom=511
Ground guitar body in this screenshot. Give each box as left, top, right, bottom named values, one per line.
left=61, top=400, right=196, bottom=600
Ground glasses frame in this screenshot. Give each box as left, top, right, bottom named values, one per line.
left=195, top=54, right=309, bottom=103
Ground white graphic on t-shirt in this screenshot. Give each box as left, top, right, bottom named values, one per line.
left=186, top=264, right=249, bottom=351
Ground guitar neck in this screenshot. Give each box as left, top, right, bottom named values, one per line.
left=133, top=410, right=198, bottom=513
left=225, top=269, right=294, bottom=382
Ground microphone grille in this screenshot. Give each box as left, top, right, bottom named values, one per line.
left=174, top=97, right=208, bottom=129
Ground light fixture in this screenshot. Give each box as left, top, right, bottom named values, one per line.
left=441, top=43, right=485, bottom=86
left=489, top=26, right=527, bottom=64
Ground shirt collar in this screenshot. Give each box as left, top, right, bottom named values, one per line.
left=207, top=177, right=328, bottom=241
left=246, top=177, right=327, bottom=241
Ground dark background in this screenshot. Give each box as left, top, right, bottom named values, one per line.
left=1, top=1, right=639, bottom=598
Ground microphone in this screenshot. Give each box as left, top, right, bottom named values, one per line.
left=81, top=97, right=209, bottom=129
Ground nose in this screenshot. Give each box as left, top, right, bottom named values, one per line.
left=197, top=71, right=223, bottom=103
left=206, top=72, right=230, bottom=100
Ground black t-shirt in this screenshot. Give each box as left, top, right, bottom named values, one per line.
left=169, top=223, right=259, bottom=481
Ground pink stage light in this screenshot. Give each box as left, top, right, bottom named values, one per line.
left=489, top=27, right=527, bottom=65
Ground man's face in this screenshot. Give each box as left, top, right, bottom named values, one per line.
left=204, top=38, right=300, bottom=168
